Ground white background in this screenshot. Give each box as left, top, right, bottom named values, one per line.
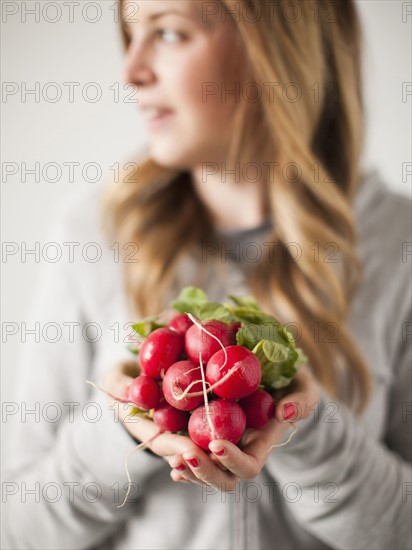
left=2, top=0, right=412, bottom=406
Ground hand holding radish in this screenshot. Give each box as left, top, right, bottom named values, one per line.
left=103, top=361, right=320, bottom=490
left=169, top=363, right=320, bottom=489
left=102, top=361, right=234, bottom=469
left=90, top=287, right=319, bottom=501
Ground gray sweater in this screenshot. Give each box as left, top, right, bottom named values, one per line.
left=2, top=169, right=411, bottom=549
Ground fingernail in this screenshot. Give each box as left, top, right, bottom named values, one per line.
left=282, top=403, right=297, bottom=421
left=213, top=448, right=225, bottom=456
left=175, top=464, right=185, bottom=471
left=186, top=458, right=199, bottom=468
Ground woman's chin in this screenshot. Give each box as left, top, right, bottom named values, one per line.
left=149, top=144, right=195, bottom=171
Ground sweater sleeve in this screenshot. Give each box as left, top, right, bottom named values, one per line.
left=265, top=306, right=412, bottom=550
left=1, top=206, right=165, bottom=550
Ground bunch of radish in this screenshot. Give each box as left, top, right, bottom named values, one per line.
left=122, top=287, right=307, bottom=450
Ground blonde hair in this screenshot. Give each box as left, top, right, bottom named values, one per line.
left=102, top=0, right=372, bottom=412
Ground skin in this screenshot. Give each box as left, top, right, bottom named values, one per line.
left=112, top=0, right=322, bottom=490
left=122, top=0, right=268, bottom=230
left=105, top=361, right=320, bottom=491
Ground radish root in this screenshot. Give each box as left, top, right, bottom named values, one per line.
left=117, top=429, right=164, bottom=509
left=265, top=422, right=298, bottom=455
left=85, top=381, right=165, bottom=509
left=86, top=380, right=137, bottom=406
left=186, top=313, right=228, bottom=371
left=198, top=352, right=217, bottom=440
left=171, top=367, right=211, bottom=402
left=172, top=370, right=236, bottom=401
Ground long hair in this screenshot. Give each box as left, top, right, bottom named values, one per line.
left=102, top=0, right=372, bottom=412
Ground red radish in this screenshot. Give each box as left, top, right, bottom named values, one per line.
left=167, top=313, right=193, bottom=336
left=188, top=399, right=246, bottom=451
left=239, top=389, right=276, bottom=429
left=227, top=322, right=241, bottom=340
left=158, top=387, right=165, bottom=403
left=184, top=320, right=235, bottom=364
left=124, top=384, right=131, bottom=400
left=162, top=361, right=204, bottom=411
left=206, top=345, right=261, bottom=400
left=128, top=375, right=160, bottom=411
left=139, top=328, right=183, bottom=379
left=153, top=402, right=189, bottom=432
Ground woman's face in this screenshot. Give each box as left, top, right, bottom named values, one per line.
left=122, top=0, right=244, bottom=169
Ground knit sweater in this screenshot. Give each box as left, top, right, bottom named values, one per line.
left=2, top=169, right=411, bottom=549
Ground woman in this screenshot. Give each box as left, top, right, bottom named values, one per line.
left=3, top=1, right=411, bottom=549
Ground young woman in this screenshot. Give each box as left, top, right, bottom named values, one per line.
left=3, top=1, right=411, bottom=549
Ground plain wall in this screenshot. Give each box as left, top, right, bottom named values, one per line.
left=2, top=0, right=411, bottom=405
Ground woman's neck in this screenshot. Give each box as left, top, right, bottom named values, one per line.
left=191, top=164, right=269, bottom=232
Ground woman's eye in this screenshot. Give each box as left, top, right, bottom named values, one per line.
left=156, top=29, right=184, bottom=44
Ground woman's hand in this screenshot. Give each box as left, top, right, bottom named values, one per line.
left=102, top=361, right=321, bottom=491
left=168, top=364, right=321, bottom=490
left=102, top=361, right=218, bottom=465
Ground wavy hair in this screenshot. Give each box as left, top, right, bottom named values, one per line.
left=102, top=0, right=372, bottom=412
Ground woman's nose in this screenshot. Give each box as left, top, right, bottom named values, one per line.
left=122, top=40, right=155, bottom=86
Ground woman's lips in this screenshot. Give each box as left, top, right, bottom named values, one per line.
left=140, top=107, right=174, bottom=130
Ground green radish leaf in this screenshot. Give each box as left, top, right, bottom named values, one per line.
left=253, top=339, right=300, bottom=389
left=279, top=326, right=296, bottom=347
left=131, top=318, right=165, bottom=338
left=261, top=340, right=289, bottom=363
left=129, top=406, right=145, bottom=416
left=236, top=323, right=286, bottom=350
left=172, top=302, right=201, bottom=316
left=132, top=313, right=162, bottom=325
left=132, top=323, right=148, bottom=337
left=196, top=302, right=237, bottom=323
left=179, top=287, right=208, bottom=302
left=128, top=285, right=307, bottom=392
left=228, top=306, right=282, bottom=326
left=227, top=295, right=261, bottom=311
left=236, top=324, right=262, bottom=349
left=149, top=321, right=166, bottom=332
left=170, top=286, right=208, bottom=314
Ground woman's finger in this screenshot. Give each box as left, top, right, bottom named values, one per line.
left=181, top=449, right=240, bottom=490
left=149, top=431, right=202, bottom=457
left=209, top=452, right=229, bottom=471
left=274, top=365, right=320, bottom=423
left=169, top=470, right=192, bottom=484
left=208, top=417, right=291, bottom=478
left=168, top=455, right=200, bottom=484
left=207, top=439, right=263, bottom=479
left=103, top=360, right=139, bottom=398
